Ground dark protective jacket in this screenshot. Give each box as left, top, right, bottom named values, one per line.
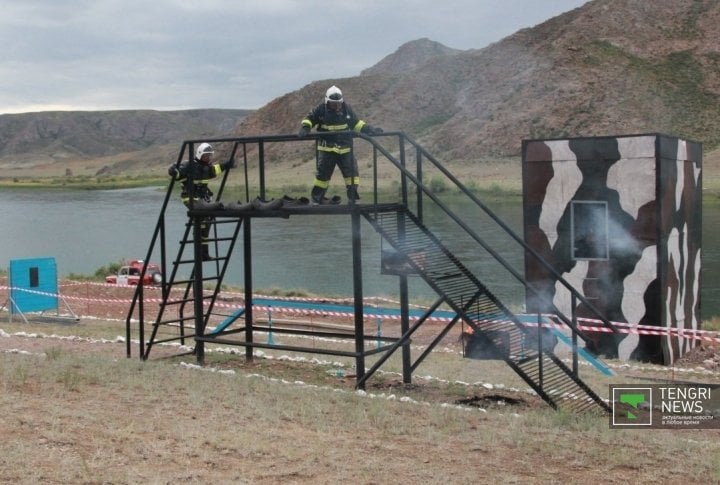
left=170, top=158, right=232, bottom=203
left=301, top=102, right=370, bottom=154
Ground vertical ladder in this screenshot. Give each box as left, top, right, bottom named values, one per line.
left=139, top=212, right=244, bottom=359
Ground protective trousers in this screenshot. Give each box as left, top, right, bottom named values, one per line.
left=185, top=201, right=213, bottom=260
left=311, top=151, right=360, bottom=203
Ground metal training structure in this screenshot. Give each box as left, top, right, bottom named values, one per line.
left=125, top=131, right=624, bottom=413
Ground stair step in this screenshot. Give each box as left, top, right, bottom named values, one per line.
left=363, top=207, right=609, bottom=414
left=428, top=272, right=464, bottom=281
left=539, top=373, right=575, bottom=388
left=153, top=316, right=195, bottom=326
left=546, top=381, right=584, bottom=396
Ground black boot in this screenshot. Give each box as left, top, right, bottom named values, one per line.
left=201, top=245, right=211, bottom=261
left=346, top=185, right=360, bottom=202
left=311, top=186, right=327, bottom=205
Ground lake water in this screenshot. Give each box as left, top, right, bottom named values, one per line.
left=1, top=186, right=719, bottom=318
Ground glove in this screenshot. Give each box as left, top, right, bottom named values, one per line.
left=363, top=125, right=383, bottom=135
left=372, top=126, right=383, bottom=135
left=168, top=165, right=178, bottom=177
left=220, top=158, right=235, bottom=170
left=298, top=125, right=310, bottom=138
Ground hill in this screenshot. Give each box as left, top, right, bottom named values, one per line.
left=0, top=109, right=251, bottom=178
left=235, top=0, right=720, bottom=185
left=3, top=0, right=720, bottom=187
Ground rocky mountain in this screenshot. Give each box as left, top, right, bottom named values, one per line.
left=236, top=0, right=720, bottom=164
left=3, top=0, right=720, bottom=180
left=0, top=109, right=250, bottom=177
left=360, top=37, right=461, bottom=76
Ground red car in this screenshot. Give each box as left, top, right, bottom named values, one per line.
left=105, top=260, right=162, bottom=286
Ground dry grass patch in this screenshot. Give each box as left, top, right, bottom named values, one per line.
left=0, top=322, right=718, bottom=483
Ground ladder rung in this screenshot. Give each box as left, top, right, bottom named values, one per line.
left=171, top=276, right=221, bottom=285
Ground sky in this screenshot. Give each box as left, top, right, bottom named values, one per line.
left=0, top=0, right=589, bottom=114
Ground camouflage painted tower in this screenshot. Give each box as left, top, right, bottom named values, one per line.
left=522, top=133, right=702, bottom=365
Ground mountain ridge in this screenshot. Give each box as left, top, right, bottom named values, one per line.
left=236, top=0, right=720, bottom=163
left=0, top=109, right=251, bottom=177
left=2, top=0, right=720, bottom=183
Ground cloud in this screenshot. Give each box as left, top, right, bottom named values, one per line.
left=0, top=0, right=588, bottom=113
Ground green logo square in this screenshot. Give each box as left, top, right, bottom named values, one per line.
left=611, top=386, right=652, bottom=427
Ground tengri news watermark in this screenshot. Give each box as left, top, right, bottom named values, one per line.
left=610, top=384, right=719, bottom=429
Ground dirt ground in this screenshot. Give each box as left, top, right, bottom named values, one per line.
left=0, top=279, right=547, bottom=408
left=2, top=278, right=718, bottom=398
left=2, top=279, right=720, bottom=483
left=2, top=276, right=718, bottom=372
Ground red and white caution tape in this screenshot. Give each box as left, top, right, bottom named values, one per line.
left=2, top=284, right=718, bottom=343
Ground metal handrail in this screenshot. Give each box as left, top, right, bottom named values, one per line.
left=126, top=130, right=618, bottom=358
left=354, top=131, right=618, bottom=339
left=191, top=131, right=617, bottom=339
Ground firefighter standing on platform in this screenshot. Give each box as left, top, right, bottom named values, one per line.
left=298, top=85, right=382, bottom=204
left=168, top=142, right=233, bottom=260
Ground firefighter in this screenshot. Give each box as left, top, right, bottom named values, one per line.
left=298, top=85, right=382, bottom=204
left=168, top=142, right=233, bottom=260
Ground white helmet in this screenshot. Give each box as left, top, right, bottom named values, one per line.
left=325, top=85, right=343, bottom=104
left=195, top=142, right=214, bottom=160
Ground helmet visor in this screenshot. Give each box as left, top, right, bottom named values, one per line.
left=196, top=143, right=214, bottom=160
left=327, top=93, right=343, bottom=110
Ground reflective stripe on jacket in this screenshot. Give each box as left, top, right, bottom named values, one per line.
left=301, top=102, right=366, bottom=152
left=173, top=160, right=225, bottom=203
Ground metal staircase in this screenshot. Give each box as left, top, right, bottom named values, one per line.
left=364, top=208, right=608, bottom=413
left=125, top=132, right=618, bottom=414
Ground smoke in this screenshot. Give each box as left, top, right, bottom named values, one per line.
left=607, top=215, right=641, bottom=258
left=573, top=201, right=639, bottom=260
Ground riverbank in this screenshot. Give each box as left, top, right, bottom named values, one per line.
left=0, top=168, right=526, bottom=201
left=0, top=175, right=167, bottom=190
left=2, top=143, right=719, bottom=199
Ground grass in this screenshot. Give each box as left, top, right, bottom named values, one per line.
left=583, top=40, right=720, bottom=148
left=703, top=317, right=720, bottom=332
left=0, top=323, right=718, bottom=483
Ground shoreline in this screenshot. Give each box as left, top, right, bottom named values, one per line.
left=0, top=173, right=527, bottom=199
left=0, top=176, right=167, bottom=190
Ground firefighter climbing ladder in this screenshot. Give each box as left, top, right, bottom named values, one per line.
left=125, top=132, right=619, bottom=413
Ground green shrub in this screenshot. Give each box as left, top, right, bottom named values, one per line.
left=428, top=176, right=447, bottom=193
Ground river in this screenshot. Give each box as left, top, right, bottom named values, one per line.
left=1, top=186, right=718, bottom=318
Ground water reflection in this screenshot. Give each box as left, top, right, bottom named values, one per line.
left=0, top=187, right=718, bottom=318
